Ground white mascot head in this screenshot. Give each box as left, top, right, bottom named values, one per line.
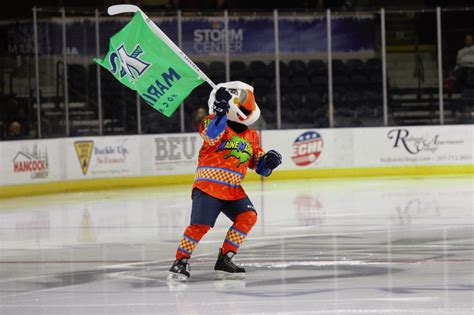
left=208, top=81, right=261, bottom=126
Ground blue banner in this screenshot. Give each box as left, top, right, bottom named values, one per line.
left=0, top=15, right=374, bottom=56
left=181, top=17, right=276, bottom=55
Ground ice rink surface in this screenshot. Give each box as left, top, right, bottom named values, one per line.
left=0, top=176, right=473, bottom=314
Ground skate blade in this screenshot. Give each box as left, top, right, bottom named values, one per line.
left=215, top=270, right=245, bottom=280
left=167, top=272, right=189, bottom=282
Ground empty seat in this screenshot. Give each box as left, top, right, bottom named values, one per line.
left=366, top=58, right=382, bottom=70
left=332, top=59, right=347, bottom=75
left=295, top=108, right=314, bottom=124
left=230, top=61, right=248, bottom=81
left=333, top=75, right=350, bottom=88
left=252, top=77, right=271, bottom=95
left=248, top=61, right=270, bottom=80
left=230, top=61, right=246, bottom=72
left=195, top=62, right=209, bottom=74
left=304, top=92, right=323, bottom=108
left=183, top=95, right=200, bottom=115
left=344, top=91, right=363, bottom=108
left=209, top=61, right=224, bottom=72
left=209, top=61, right=225, bottom=81
left=347, top=59, right=367, bottom=76
left=357, top=105, right=375, bottom=117
left=332, top=89, right=347, bottom=109
left=191, top=84, right=212, bottom=99
left=282, top=111, right=299, bottom=124
left=269, top=61, right=290, bottom=78
left=282, top=94, right=304, bottom=111
left=249, top=61, right=267, bottom=72
left=288, top=60, right=307, bottom=76
left=361, top=92, right=381, bottom=111
left=68, top=64, right=86, bottom=102
left=291, top=76, right=311, bottom=93
left=263, top=93, right=276, bottom=109
left=307, top=60, right=326, bottom=74
left=351, top=74, right=369, bottom=89
left=230, top=72, right=250, bottom=82
left=278, top=76, right=292, bottom=91
left=315, top=115, right=329, bottom=128
left=369, top=74, right=383, bottom=86
left=310, top=75, right=327, bottom=91
left=261, top=107, right=276, bottom=123
left=347, top=59, right=364, bottom=70
left=87, top=64, right=99, bottom=99
left=210, top=74, right=226, bottom=84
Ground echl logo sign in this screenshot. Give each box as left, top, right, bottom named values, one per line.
left=110, top=44, right=151, bottom=81
left=291, top=131, right=323, bottom=166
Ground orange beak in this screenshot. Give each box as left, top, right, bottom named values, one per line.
left=237, top=89, right=255, bottom=121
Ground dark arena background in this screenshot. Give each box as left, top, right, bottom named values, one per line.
left=0, top=0, right=473, bottom=314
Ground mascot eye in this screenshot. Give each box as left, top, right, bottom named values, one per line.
left=228, top=89, right=238, bottom=95
left=240, top=106, right=252, bottom=116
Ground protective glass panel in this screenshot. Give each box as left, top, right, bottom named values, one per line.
left=98, top=14, right=137, bottom=135
left=278, top=12, right=329, bottom=129
left=225, top=11, right=277, bottom=130
left=178, top=12, right=222, bottom=133
left=441, top=8, right=474, bottom=125
left=386, top=10, right=439, bottom=126
left=140, top=11, right=181, bottom=134
left=34, top=9, right=67, bottom=138
left=65, top=9, right=100, bottom=136
left=0, top=18, right=36, bottom=139
left=331, top=11, right=383, bottom=128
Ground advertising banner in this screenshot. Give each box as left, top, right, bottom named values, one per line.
left=261, top=129, right=342, bottom=170
left=0, top=139, right=61, bottom=185
left=151, top=133, right=201, bottom=175
left=1, top=15, right=374, bottom=56
left=66, top=136, right=141, bottom=179
left=181, top=17, right=274, bottom=55
left=353, top=126, right=474, bottom=167
left=1, top=125, right=472, bottom=187
left=166, top=16, right=374, bottom=55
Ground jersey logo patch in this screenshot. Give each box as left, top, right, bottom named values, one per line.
left=217, top=135, right=253, bottom=167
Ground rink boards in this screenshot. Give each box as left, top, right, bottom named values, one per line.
left=0, top=125, right=473, bottom=198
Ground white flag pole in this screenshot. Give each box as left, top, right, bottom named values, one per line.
left=107, top=4, right=247, bottom=119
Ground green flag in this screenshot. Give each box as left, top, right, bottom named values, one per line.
left=95, top=12, right=205, bottom=117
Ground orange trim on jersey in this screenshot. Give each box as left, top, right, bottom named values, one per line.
left=194, top=115, right=265, bottom=200
left=195, top=167, right=243, bottom=187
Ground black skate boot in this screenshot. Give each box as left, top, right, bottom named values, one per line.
left=167, top=258, right=190, bottom=281
left=214, top=250, right=245, bottom=280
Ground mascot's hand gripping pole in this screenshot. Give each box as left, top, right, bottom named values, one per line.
left=107, top=4, right=247, bottom=119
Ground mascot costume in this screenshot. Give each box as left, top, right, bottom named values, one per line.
left=168, top=81, right=282, bottom=281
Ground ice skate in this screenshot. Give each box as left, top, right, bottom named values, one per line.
left=214, top=250, right=245, bottom=280
left=167, top=258, right=190, bottom=281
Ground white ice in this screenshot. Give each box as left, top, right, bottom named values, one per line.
left=0, top=176, right=473, bottom=314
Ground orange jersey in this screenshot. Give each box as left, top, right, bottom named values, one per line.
left=193, top=115, right=265, bottom=200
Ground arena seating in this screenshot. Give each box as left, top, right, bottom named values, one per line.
left=22, top=56, right=469, bottom=137
left=69, top=57, right=391, bottom=131
left=185, top=58, right=386, bottom=129
left=34, top=57, right=384, bottom=133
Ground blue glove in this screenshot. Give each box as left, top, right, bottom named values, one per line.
left=212, top=88, right=231, bottom=123
left=256, top=150, right=282, bottom=177
left=263, top=150, right=282, bottom=170
left=206, top=88, right=232, bottom=138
